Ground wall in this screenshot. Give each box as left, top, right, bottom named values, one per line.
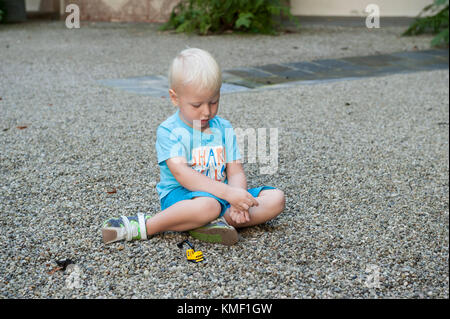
left=26, top=0, right=63, bottom=13
left=25, top=0, right=436, bottom=22
left=63, top=0, right=179, bottom=23
left=290, top=0, right=434, bottom=17
left=26, top=0, right=179, bottom=22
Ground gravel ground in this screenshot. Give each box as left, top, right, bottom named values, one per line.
left=0, top=21, right=448, bottom=299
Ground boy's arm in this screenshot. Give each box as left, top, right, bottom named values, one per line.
left=226, top=160, right=247, bottom=190
left=226, top=160, right=252, bottom=223
left=166, top=157, right=258, bottom=212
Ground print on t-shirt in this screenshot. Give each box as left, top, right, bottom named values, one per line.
left=190, top=145, right=226, bottom=182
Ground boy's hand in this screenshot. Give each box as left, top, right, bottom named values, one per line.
left=226, top=187, right=259, bottom=212
left=229, top=205, right=250, bottom=224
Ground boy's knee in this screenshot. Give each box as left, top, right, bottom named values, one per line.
left=271, top=189, right=285, bottom=215
left=192, top=197, right=221, bottom=222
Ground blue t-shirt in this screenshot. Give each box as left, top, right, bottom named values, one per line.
left=155, top=109, right=242, bottom=200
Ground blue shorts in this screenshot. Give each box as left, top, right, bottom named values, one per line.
left=160, top=186, right=276, bottom=217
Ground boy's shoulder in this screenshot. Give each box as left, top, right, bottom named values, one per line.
left=211, top=115, right=233, bottom=129
left=157, top=112, right=235, bottom=137
left=158, top=113, right=234, bottom=129
left=158, top=112, right=180, bottom=131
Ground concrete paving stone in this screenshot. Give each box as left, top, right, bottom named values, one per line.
left=255, top=63, right=295, bottom=74
left=133, top=75, right=168, bottom=82
left=418, top=49, right=449, bottom=58
left=224, top=68, right=294, bottom=85
left=254, top=63, right=325, bottom=81
left=391, top=50, right=441, bottom=61
left=125, top=87, right=169, bottom=97
left=222, top=71, right=265, bottom=88
left=390, top=57, right=448, bottom=71
left=225, top=67, right=273, bottom=79
left=296, top=61, right=372, bottom=79
left=341, top=54, right=401, bottom=68
left=220, top=82, right=252, bottom=94
left=322, top=69, right=369, bottom=78
left=390, top=51, right=449, bottom=68
left=247, top=75, right=295, bottom=85
left=282, top=61, right=329, bottom=74
left=99, top=49, right=448, bottom=95
left=222, top=78, right=262, bottom=89
left=100, top=75, right=251, bottom=96
left=275, top=69, right=317, bottom=81
left=221, top=72, right=264, bottom=88
left=310, top=58, right=362, bottom=70
left=367, top=65, right=417, bottom=76
left=232, top=50, right=448, bottom=86
left=415, top=62, right=449, bottom=70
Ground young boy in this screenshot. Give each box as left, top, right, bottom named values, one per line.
left=102, top=48, right=285, bottom=246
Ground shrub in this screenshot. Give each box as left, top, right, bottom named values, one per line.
left=0, top=0, right=4, bottom=23
left=403, top=0, right=449, bottom=47
left=160, top=0, right=299, bottom=35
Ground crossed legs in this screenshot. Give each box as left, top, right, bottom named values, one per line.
left=223, top=189, right=285, bottom=228
left=145, top=188, right=285, bottom=236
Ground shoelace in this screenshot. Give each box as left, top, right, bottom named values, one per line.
left=121, top=215, right=133, bottom=241
left=120, top=214, right=147, bottom=241
left=210, top=216, right=231, bottom=227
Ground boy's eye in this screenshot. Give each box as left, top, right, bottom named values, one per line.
left=191, top=100, right=218, bottom=107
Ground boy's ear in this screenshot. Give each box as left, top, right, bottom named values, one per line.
left=169, top=89, right=179, bottom=107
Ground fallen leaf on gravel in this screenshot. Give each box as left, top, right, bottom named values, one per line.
left=106, top=188, right=117, bottom=194
left=16, top=125, right=28, bottom=130
left=55, top=258, right=75, bottom=271
left=47, top=266, right=63, bottom=275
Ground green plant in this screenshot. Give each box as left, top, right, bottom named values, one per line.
left=403, top=0, right=449, bottom=47
left=160, top=0, right=299, bottom=35
left=0, top=0, right=4, bottom=23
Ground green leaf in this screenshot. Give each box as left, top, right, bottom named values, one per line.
left=253, top=0, right=265, bottom=10
left=403, top=0, right=449, bottom=46
left=435, top=0, right=448, bottom=6
left=175, top=21, right=192, bottom=33
left=235, top=12, right=254, bottom=29
left=267, top=5, right=281, bottom=15
left=431, top=28, right=449, bottom=46
left=162, top=0, right=297, bottom=35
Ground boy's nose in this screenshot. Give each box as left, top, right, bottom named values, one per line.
left=201, top=105, right=210, bottom=117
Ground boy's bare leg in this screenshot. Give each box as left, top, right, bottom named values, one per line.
left=223, top=189, right=285, bottom=228
left=145, top=197, right=221, bottom=236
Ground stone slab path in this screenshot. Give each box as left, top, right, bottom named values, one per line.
left=98, top=49, right=448, bottom=97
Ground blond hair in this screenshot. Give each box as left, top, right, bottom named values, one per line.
left=169, top=48, right=222, bottom=92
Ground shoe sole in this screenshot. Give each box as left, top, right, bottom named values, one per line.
left=189, top=227, right=239, bottom=246
left=102, top=227, right=119, bottom=244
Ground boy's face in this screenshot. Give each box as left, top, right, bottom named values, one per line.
left=169, top=83, right=220, bottom=131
